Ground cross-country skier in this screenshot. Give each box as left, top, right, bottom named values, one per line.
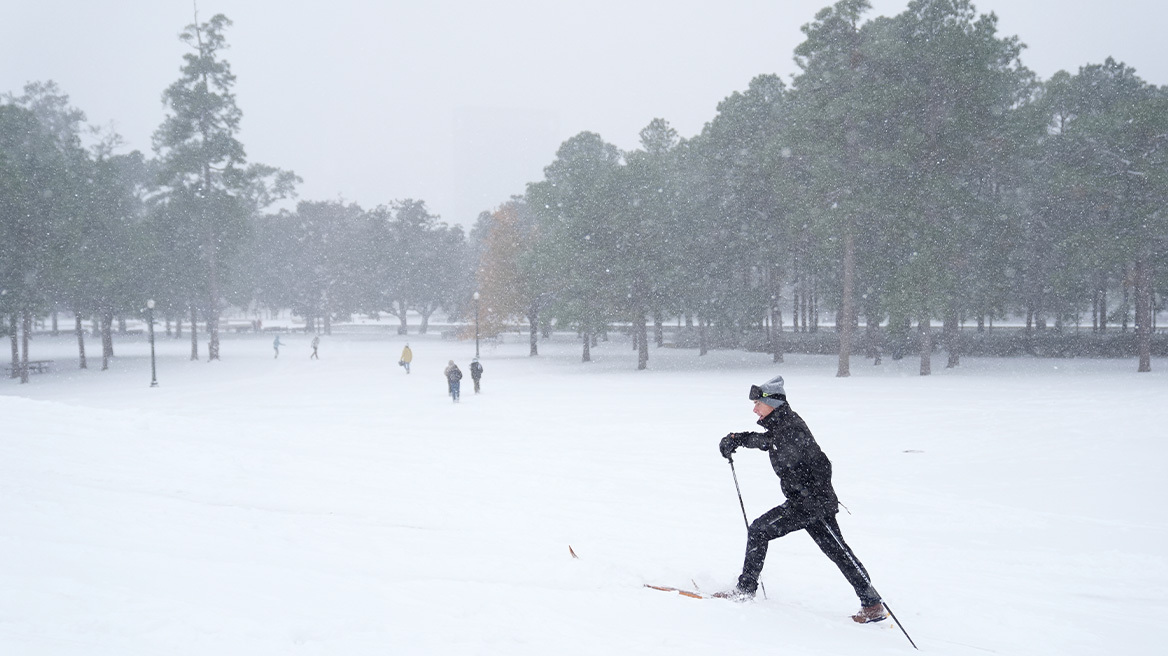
left=716, top=375, right=887, bottom=623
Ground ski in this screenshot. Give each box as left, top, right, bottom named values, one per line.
left=643, top=584, right=710, bottom=599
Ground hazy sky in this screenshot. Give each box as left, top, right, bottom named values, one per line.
left=3, top=1, right=1165, bottom=227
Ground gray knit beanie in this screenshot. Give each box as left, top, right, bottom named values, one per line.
left=750, top=375, right=787, bottom=408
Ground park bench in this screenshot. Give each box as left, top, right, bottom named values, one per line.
left=4, top=359, right=53, bottom=375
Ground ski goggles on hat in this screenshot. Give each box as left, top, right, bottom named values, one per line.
left=749, top=385, right=783, bottom=401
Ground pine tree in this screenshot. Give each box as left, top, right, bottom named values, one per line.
left=153, top=12, right=297, bottom=360
left=528, top=132, right=623, bottom=362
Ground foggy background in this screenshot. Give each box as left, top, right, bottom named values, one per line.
left=3, top=0, right=1165, bottom=225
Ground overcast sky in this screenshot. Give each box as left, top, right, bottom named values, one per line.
left=3, top=1, right=1165, bottom=227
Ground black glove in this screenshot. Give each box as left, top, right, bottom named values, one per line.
left=719, top=434, right=742, bottom=460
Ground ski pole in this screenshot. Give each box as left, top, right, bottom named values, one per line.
left=820, top=519, right=918, bottom=650
left=728, top=457, right=750, bottom=531
left=728, top=457, right=766, bottom=599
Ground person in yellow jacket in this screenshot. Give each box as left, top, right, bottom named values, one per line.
left=398, top=344, right=413, bottom=374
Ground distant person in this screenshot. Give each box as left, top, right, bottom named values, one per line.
left=469, top=357, right=483, bottom=393
left=273, top=335, right=285, bottom=359
left=444, top=360, right=463, bottom=402
left=399, top=343, right=413, bottom=374
left=310, top=334, right=320, bottom=359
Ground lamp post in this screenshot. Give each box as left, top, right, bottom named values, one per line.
left=147, top=299, right=158, bottom=388
left=473, top=291, right=481, bottom=359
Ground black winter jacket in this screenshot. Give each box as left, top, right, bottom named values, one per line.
left=733, top=404, right=839, bottom=518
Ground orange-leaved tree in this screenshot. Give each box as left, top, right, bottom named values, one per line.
left=473, top=200, right=546, bottom=354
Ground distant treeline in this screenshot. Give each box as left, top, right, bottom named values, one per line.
left=1, top=14, right=470, bottom=382
left=3, top=1, right=1165, bottom=384
left=472, top=0, right=1166, bottom=374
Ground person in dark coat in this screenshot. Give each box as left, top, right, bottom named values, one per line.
left=444, top=360, right=463, bottom=402
left=469, top=357, right=483, bottom=393
left=716, top=375, right=887, bottom=623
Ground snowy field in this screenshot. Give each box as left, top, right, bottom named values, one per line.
left=1, top=330, right=1165, bottom=655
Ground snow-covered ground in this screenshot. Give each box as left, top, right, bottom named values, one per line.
left=2, top=331, right=1164, bottom=655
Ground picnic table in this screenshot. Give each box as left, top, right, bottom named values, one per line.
left=5, top=359, right=53, bottom=375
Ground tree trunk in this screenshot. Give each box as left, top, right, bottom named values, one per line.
left=396, top=300, right=409, bottom=335
left=636, top=310, right=649, bottom=370
left=52, top=312, right=58, bottom=336
left=919, top=316, right=932, bottom=376
left=175, top=315, right=183, bottom=338
left=106, top=312, right=115, bottom=358
left=654, top=315, right=663, bottom=348
left=794, top=285, right=803, bottom=331
left=101, top=310, right=115, bottom=366
left=866, top=314, right=882, bottom=365
left=1135, top=255, right=1152, bottom=372
left=1099, top=275, right=1108, bottom=332
left=811, top=281, right=819, bottom=332
left=528, top=302, right=539, bottom=356
left=189, top=305, right=199, bottom=361
left=324, top=312, right=332, bottom=336
left=800, top=269, right=808, bottom=332
left=207, top=291, right=220, bottom=361
left=8, top=315, right=17, bottom=379
left=1116, top=262, right=1125, bottom=329
left=1092, top=285, right=1099, bottom=332
left=100, top=313, right=110, bottom=370
left=699, top=316, right=709, bottom=356
left=772, top=306, right=784, bottom=364
left=20, top=311, right=31, bottom=384
left=837, top=229, right=856, bottom=378
left=792, top=289, right=800, bottom=334
left=75, top=313, right=87, bottom=369
left=581, top=330, right=591, bottom=362
left=945, top=307, right=960, bottom=368
left=204, top=156, right=221, bottom=361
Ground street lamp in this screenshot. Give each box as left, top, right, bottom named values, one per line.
left=147, top=299, right=158, bottom=388
left=473, top=291, right=481, bottom=359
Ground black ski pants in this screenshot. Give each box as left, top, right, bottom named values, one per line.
left=737, top=504, right=880, bottom=606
